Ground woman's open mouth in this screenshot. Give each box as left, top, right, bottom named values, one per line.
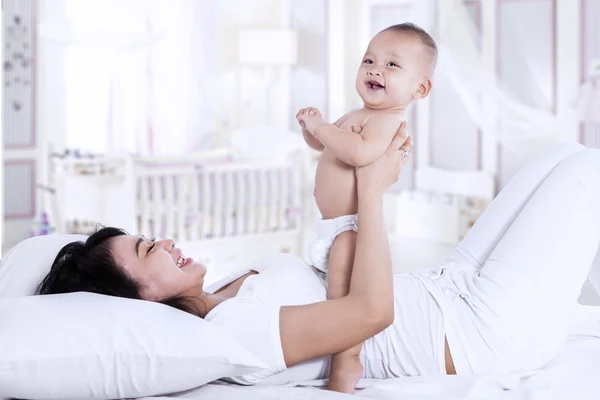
left=176, top=255, right=193, bottom=268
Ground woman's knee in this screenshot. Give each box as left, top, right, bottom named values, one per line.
left=556, top=148, right=600, bottom=193
left=563, top=148, right=600, bottom=171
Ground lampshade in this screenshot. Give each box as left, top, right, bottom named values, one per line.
left=238, top=29, right=297, bottom=65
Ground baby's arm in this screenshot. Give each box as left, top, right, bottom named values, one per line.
left=297, top=108, right=403, bottom=167
left=315, top=115, right=403, bottom=167
left=302, top=128, right=325, bottom=152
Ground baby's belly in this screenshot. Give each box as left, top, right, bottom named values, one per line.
left=314, top=151, right=357, bottom=218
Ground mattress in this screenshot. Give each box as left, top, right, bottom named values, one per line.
left=140, top=332, right=600, bottom=400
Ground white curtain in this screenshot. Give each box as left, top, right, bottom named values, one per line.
left=414, top=0, right=558, bottom=158
left=42, top=0, right=218, bottom=156
left=148, top=0, right=220, bottom=156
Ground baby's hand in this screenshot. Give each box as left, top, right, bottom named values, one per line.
left=296, top=107, right=326, bottom=135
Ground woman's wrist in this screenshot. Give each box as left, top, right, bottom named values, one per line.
left=356, top=174, right=386, bottom=196
left=357, top=176, right=384, bottom=198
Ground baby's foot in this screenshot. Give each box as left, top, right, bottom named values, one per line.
left=328, top=354, right=363, bottom=394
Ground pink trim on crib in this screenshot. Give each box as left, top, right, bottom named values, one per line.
left=136, top=155, right=235, bottom=169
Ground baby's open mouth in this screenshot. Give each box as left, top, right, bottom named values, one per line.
left=366, top=80, right=385, bottom=90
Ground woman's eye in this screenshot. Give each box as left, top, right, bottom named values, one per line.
left=146, top=239, right=156, bottom=254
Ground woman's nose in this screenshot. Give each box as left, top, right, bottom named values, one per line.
left=158, top=239, right=175, bottom=250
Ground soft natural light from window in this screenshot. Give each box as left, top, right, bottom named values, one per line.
left=64, top=48, right=114, bottom=152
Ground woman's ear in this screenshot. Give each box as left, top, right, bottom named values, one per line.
left=413, top=78, right=432, bottom=100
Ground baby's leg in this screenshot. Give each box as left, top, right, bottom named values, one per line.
left=327, top=231, right=363, bottom=393
left=327, top=231, right=357, bottom=300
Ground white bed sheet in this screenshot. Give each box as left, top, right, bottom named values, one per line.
left=141, top=333, right=600, bottom=400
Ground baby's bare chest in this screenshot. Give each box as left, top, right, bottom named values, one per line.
left=336, top=111, right=372, bottom=134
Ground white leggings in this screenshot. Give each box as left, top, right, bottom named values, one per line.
left=435, top=142, right=600, bottom=375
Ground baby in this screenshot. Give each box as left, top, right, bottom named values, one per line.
left=296, top=23, right=437, bottom=393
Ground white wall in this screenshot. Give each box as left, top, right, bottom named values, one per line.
left=37, top=0, right=68, bottom=152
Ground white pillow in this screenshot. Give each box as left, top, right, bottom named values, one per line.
left=0, top=236, right=268, bottom=399
left=0, top=234, right=88, bottom=298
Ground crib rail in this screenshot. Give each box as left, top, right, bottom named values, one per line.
left=47, top=149, right=311, bottom=282
left=134, top=155, right=306, bottom=244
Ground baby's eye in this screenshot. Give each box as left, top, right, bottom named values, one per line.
left=387, top=62, right=399, bottom=68
left=363, top=59, right=373, bottom=65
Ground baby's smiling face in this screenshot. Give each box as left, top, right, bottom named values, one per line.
left=355, top=30, right=434, bottom=111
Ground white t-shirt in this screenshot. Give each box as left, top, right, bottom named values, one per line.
left=205, top=253, right=446, bottom=384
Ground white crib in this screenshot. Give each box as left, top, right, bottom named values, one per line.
left=49, top=150, right=314, bottom=284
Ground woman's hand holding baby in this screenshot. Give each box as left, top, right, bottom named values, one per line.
left=296, top=107, right=326, bottom=135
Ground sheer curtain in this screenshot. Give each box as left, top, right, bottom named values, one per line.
left=415, top=0, right=558, bottom=159
left=41, top=0, right=218, bottom=156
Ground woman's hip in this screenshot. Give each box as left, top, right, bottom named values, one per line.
left=440, top=267, right=572, bottom=375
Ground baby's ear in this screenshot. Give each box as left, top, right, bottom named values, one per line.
left=413, top=78, right=432, bottom=100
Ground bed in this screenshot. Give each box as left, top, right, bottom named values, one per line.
left=2, top=234, right=599, bottom=400
left=139, top=332, right=600, bottom=400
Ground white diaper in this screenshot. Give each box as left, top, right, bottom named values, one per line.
left=308, top=214, right=358, bottom=273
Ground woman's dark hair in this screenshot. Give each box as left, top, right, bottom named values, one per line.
left=36, top=226, right=205, bottom=317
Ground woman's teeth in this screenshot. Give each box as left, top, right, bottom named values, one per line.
left=176, top=255, right=187, bottom=268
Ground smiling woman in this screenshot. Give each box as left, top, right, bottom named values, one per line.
left=36, top=227, right=209, bottom=316
left=110, top=234, right=207, bottom=302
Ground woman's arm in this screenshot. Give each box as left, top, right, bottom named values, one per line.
left=280, top=123, right=412, bottom=367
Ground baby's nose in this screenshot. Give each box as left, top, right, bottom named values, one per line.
left=368, top=69, right=382, bottom=76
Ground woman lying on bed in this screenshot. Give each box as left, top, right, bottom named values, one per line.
left=38, top=122, right=600, bottom=394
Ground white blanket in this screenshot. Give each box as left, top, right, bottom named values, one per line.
left=141, top=333, right=600, bottom=400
